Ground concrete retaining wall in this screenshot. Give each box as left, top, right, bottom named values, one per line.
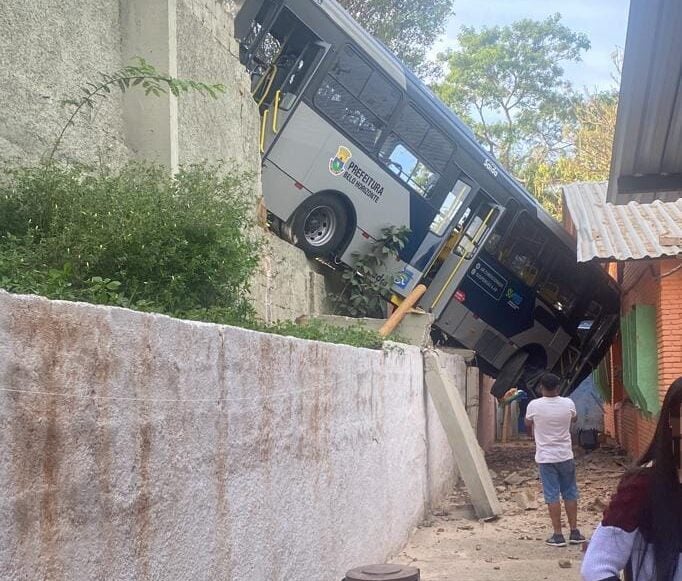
left=0, top=0, right=329, bottom=323
left=0, top=291, right=459, bottom=580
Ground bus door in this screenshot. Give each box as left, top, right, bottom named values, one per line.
left=239, top=4, right=330, bottom=155
left=420, top=190, right=503, bottom=320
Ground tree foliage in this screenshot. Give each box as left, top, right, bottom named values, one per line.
left=519, top=90, right=618, bottom=219
left=338, top=0, right=455, bottom=73
left=333, top=225, right=410, bottom=318
left=435, top=14, right=590, bottom=172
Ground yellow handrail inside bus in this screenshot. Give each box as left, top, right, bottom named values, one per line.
left=254, top=65, right=278, bottom=107
left=272, top=90, right=282, bottom=133
left=260, top=109, right=269, bottom=153
left=430, top=206, right=496, bottom=311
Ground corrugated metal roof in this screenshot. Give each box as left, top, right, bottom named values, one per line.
left=608, top=0, right=682, bottom=205
left=563, top=182, right=682, bottom=262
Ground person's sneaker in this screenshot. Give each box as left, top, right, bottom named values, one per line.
left=569, top=529, right=586, bottom=544
left=545, top=533, right=567, bottom=547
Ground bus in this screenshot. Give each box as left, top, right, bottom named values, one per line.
left=234, top=0, right=621, bottom=397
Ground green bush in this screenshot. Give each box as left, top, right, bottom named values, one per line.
left=0, top=162, right=259, bottom=324
left=0, top=162, right=398, bottom=350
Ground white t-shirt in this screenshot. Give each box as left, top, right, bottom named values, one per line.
left=525, top=396, right=576, bottom=463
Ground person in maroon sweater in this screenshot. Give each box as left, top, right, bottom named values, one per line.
left=581, top=377, right=682, bottom=581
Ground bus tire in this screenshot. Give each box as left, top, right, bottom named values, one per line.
left=289, top=193, right=349, bottom=257
left=490, top=350, right=529, bottom=399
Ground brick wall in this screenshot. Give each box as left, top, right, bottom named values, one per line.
left=605, top=259, right=682, bottom=458
left=658, top=258, right=682, bottom=396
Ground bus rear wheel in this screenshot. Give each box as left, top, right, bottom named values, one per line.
left=288, top=193, right=348, bottom=257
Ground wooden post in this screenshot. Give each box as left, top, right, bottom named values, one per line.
left=502, top=404, right=511, bottom=444
left=378, top=284, right=427, bottom=337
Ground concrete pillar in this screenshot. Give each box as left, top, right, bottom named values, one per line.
left=120, top=0, right=179, bottom=172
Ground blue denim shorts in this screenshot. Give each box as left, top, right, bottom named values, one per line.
left=538, top=459, right=579, bottom=504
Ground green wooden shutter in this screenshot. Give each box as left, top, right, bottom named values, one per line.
left=621, top=305, right=659, bottom=414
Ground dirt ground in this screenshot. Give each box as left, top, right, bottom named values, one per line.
left=395, top=441, right=630, bottom=581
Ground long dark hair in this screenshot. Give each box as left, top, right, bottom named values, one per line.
left=636, top=377, right=682, bottom=581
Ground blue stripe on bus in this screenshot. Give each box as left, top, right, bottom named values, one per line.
left=401, top=191, right=437, bottom=263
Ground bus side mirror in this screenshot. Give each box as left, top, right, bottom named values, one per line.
left=279, top=92, right=297, bottom=111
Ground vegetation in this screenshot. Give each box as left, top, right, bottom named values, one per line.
left=435, top=14, right=590, bottom=174
left=338, top=0, right=455, bottom=74
left=0, top=163, right=259, bottom=323
left=252, top=319, right=386, bottom=350
left=519, top=90, right=618, bottom=215
left=51, top=58, right=225, bottom=163
left=333, top=225, right=410, bottom=318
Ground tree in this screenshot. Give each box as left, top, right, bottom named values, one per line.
left=434, top=14, right=590, bottom=172
left=519, top=90, right=618, bottom=218
left=338, top=0, right=455, bottom=74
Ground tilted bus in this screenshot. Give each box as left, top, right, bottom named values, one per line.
left=234, top=0, right=621, bottom=397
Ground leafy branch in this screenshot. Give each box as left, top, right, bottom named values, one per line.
left=49, top=58, right=226, bottom=162
left=333, top=225, right=410, bottom=318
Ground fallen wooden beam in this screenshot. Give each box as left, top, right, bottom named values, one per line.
left=424, top=350, right=502, bottom=519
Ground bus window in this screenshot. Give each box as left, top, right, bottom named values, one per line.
left=453, top=198, right=500, bottom=259
left=314, top=78, right=382, bottom=150
left=330, top=45, right=372, bottom=96
left=360, top=71, right=400, bottom=121
left=538, top=250, right=581, bottom=318
left=421, top=127, right=454, bottom=172
left=499, top=212, right=547, bottom=287
left=430, top=180, right=471, bottom=236
left=279, top=42, right=327, bottom=109
left=394, top=104, right=430, bottom=150
left=379, top=135, right=439, bottom=196
left=485, top=199, right=519, bottom=255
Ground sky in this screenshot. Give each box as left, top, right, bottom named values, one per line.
left=431, top=0, right=631, bottom=92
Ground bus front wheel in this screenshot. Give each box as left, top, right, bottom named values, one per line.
left=288, top=193, right=349, bottom=257
left=490, top=350, right=529, bottom=399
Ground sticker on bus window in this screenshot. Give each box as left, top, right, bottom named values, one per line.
left=329, top=146, right=352, bottom=176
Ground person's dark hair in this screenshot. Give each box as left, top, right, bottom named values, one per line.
left=636, top=377, right=682, bottom=581
left=539, top=372, right=560, bottom=392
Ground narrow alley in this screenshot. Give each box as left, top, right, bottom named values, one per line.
left=397, top=442, right=629, bottom=580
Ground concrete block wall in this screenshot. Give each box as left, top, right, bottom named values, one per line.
left=0, top=291, right=459, bottom=580
left=0, top=0, right=330, bottom=323
left=0, top=0, right=129, bottom=165
left=249, top=233, right=333, bottom=323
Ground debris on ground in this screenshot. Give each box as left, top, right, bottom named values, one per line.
left=396, top=441, right=629, bottom=581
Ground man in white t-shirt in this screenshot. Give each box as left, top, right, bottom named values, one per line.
left=525, top=372, right=585, bottom=547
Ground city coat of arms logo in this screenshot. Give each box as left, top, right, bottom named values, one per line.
left=329, top=145, right=352, bottom=176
